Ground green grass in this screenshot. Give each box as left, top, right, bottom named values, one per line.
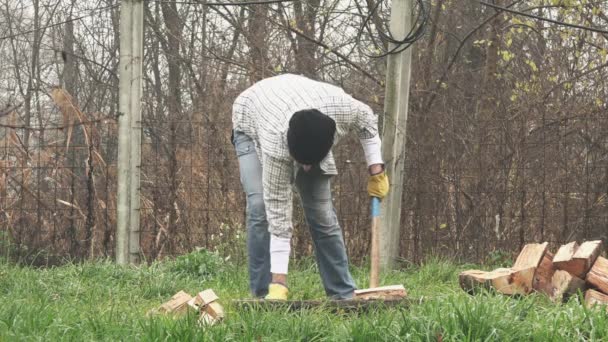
left=1, top=251, right=607, bottom=341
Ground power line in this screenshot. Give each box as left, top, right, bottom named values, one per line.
left=480, top=1, right=608, bottom=35
left=0, top=4, right=118, bottom=41
left=360, top=0, right=429, bottom=58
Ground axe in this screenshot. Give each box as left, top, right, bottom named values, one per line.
left=370, top=197, right=381, bottom=288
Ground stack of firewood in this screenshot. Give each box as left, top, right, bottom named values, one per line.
left=154, top=289, right=224, bottom=325
left=459, top=240, right=608, bottom=309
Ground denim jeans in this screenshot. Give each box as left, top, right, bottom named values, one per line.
left=232, top=130, right=356, bottom=299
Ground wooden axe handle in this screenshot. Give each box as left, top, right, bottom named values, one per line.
left=370, top=197, right=381, bottom=288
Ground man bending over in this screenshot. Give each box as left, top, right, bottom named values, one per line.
left=231, top=73, right=389, bottom=300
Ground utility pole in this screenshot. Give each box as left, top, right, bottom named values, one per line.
left=380, top=0, right=413, bottom=269
left=116, top=0, right=144, bottom=264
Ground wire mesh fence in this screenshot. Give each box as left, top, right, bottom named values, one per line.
left=1, top=0, right=607, bottom=266
left=3, top=102, right=607, bottom=265
left=0, top=112, right=118, bottom=264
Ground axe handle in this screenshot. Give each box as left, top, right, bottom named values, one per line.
left=370, top=197, right=381, bottom=288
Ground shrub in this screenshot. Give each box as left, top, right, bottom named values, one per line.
left=165, top=248, right=224, bottom=281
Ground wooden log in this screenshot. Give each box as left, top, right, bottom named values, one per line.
left=533, top=252, right=555, bottom=296
left=233, top=298, right=409, bottom=312
left=205, top=301, right=225, bottom=320
left=198, top=312, right=218, bottom=326
left=189, top=289, right=219, bottom=310
left=187, top=297, right=200, bottom=311
left=585, top=289, right=608, bottom=310
left=158, top=290, right=193, bottom=314
left=574, top=240, right=603, bottom=263
left=512, top=242, right=548, bottom=270
left=198, top=289, right=219, bottom=305
left=551, top=270, right=586, bottom=302
left=554, top=240, right=602, bottom=278
left=587, top=256, right=608, bottom=294
left=553, top=241, right=579, bottom=265
left=354, top=285, right=407, bottom=300
left=459, top=267, right=536, bottom=295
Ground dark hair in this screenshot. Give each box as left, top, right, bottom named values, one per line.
left=287, top=109, right=336, bottom=165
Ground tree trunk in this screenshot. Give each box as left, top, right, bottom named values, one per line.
left=294, top=0, right=320, bottom=77
left=63, top=5, right=87, bottom=258
left=247, top=4, right=270, bottom=82
left=161, top=1, right=186, bottom=254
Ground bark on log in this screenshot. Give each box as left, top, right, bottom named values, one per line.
left=533, top=252, right=555, bottom=296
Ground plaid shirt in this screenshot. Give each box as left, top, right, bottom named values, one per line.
left=232, top=73, right=381, bottom=238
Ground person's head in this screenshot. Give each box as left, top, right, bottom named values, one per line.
left=287, top=109, right=336, bottom=166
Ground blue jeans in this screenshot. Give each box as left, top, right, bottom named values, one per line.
left=232, top=130, right=356, bottom=299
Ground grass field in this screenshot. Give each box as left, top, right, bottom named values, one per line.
left=1, top=250, right=607, bottom=341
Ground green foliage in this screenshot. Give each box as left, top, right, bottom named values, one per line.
left=0, top=231, right=13, bottom=263
left=165, top=248, right=224, bottom=281
left=1, top=258, right=608, bottom=340
left=485, top=249, right=513, bottom=268
left=208, top=223, right=247, bottom=266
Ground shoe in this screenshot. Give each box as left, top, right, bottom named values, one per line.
left=265, top=283, right=288, bottom=300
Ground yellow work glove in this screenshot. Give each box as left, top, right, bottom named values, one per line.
left=265, top=283, right=289, bottom=300
left=367, top=171, right=389, bottom=199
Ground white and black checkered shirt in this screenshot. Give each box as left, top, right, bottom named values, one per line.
left=232, top=73, right=382, bottom=238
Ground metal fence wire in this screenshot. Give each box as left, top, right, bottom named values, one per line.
left=2, top=97, right=607, bottom=265
left=1, top=0, right=607, bottom=266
